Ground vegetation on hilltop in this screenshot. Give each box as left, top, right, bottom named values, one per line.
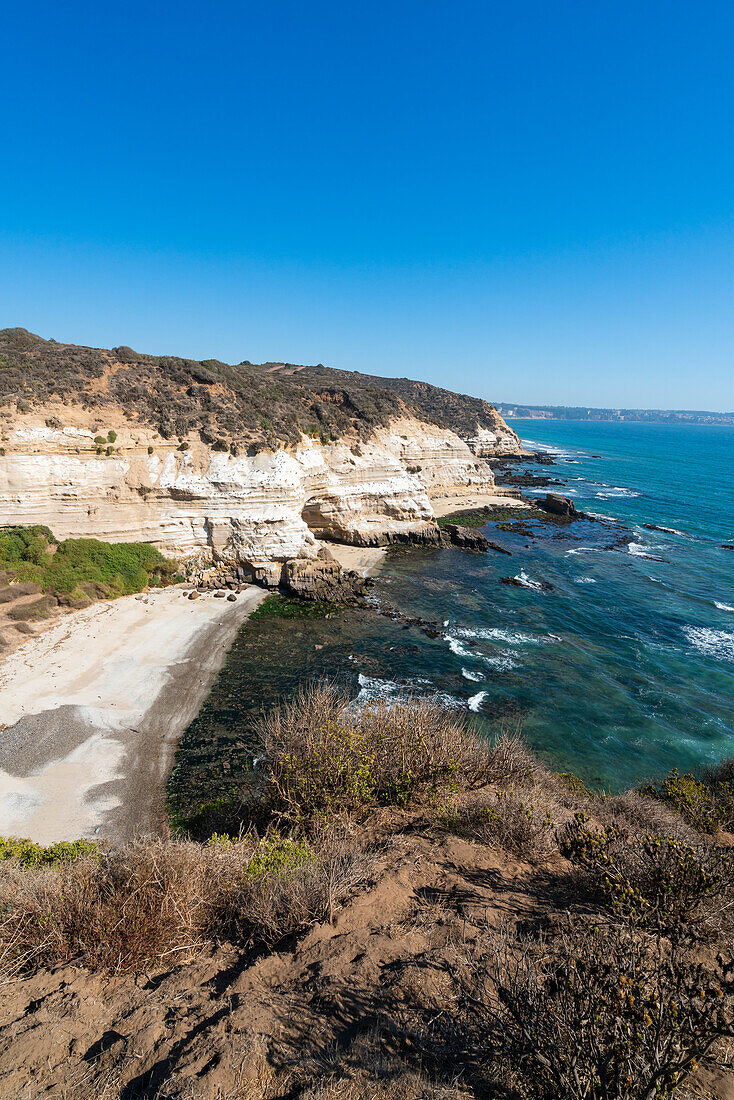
left=1, top=686, right=732, bottom=1098
left=0, top=524, right=178, bottom=603
left=0, top=327, right=511, bottom=451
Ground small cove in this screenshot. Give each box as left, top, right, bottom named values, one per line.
left=169, top=421, right=734, bottom=819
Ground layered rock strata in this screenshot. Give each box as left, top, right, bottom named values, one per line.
left=0, top=410, right=520, bottom=572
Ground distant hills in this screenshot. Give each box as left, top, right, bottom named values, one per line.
left=496, top=403, right=734, bottom=426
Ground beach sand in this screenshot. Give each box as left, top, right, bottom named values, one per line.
left=0, top=586, right=266, bottom=844
left=430, top=491, right=531, bottom=517
left=326, top=543, right=387, bottom=576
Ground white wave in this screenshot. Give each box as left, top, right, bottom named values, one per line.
left=461, top=667, right=484, bottom=682
left=682, top=626, right=734, bottom=663
left=592, top=485, right=641, bottom=499
left=714, top=601, right=734, bottom=612
left=356, top=674, right=400, bottom=702
left=574, top=576, right=597, bottom=585
left=520, top=438, right=579, bottom=459
left=452, top=626, right=552, bottom=646
left=628, top=542, right=662, bottom=559
left=432, top=692, right=466, bottom=710
left=468, top=691, right=488, bottom=712
left=447, top=636, right=516, bottom=670
left=513, top=571, right=544, bottom=591
left=566, top=546, right=605, bottom=555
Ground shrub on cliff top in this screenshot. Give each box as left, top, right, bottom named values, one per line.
left=642, top=765, right=734, bottom=834
left=0, top=829, right=371, bottom=971
left=0, top=525, right=177, bottom=599
left=258, top=684, right=502, bottom=824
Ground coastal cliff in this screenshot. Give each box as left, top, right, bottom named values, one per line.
left=0, top=329, right=521, bottom=573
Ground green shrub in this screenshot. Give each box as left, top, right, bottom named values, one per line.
left=94, top=435, right=106, bottom=445
left=642, top=767, right=734, bottom=834
left=107, top=430, right=116, bottom=442
left=0, top=836, right=98, bottom=868
left=0, top=525, right=178, bottom=599
left=561, top=813, right=734, bottom=940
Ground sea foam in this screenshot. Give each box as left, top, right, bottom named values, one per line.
left=682, top=626, right=734, bottom=663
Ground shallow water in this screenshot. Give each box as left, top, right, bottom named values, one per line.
left=171, top=421, right=734, bottom=813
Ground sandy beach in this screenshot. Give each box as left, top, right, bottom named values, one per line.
left=430, top=491, right=531, bottom=517
left=0, top=586, right=265, bottom=844
left=327, top=543, right=387, bottom=576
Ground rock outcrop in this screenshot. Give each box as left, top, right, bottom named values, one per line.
left=535, top=493, right=580, bottom=518
left=440, top=524, right=490, bottom=552
left=281, top=553, right=369, bottom=603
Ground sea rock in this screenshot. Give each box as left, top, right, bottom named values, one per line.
left=486, top=540, right=513, bottom=555
left=722, top=544, right=734, bottom=551
left=441, top=524, right=489, bottom=552
left=535, top=493, right=579, bottom=518
left=500, top=575, right=553, bottom=591
left=281, top=558, right=367, bottom=603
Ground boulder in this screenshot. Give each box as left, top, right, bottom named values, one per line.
left=7, top=595, right=58, bottom=621
left=227, top=592, right=237, bottom=602
left=535, top=493, right=579, bottom=518
left=441, top=524, right=489, bottom=552
left=251, top=561, right=283, bottom=588
left=282, top=558, right=367, bottom=603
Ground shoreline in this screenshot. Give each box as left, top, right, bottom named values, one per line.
left=0, top=586, right=266, bottom=844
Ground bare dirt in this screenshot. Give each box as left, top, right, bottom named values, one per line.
left=0, top=822, right=731, bottom=1100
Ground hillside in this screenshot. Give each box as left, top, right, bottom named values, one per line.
left=0, top=328, right=521, bottom=571
left=0, top=328, right=517, bottom=452
left=1, top=689, right=732, bottom=1099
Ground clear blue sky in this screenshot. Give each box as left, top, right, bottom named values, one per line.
left=2, top=1, right=733, bottom=410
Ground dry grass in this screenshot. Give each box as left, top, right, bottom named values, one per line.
left=442, top=786, right=558, bottom=861
left=0, top=827, right=372, bottom=973
left=258, top=684, right=510, bottom=824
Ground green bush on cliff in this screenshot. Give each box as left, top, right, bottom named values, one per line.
left=0, top=525, right=178, bottom=599
left=0, top=836, right=98, bottom=868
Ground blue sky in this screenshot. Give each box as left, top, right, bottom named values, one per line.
left=2, top=1, right=733, bottom=410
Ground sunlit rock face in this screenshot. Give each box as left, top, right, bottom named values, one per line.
left=0, top=410, right=519, bottom=567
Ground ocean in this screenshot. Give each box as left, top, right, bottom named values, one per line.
left=169, top=421, right=734, bottom=815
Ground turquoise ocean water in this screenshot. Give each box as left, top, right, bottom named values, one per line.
left=378, top=420, right=734, bottom=789
left=173, top=421, right=734, bottom=811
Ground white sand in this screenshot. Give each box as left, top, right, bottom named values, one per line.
left=327, top=543, right=387, bottom=576
left=0, top=586, right=265, bottom=843
left=430, top=492, right=531, bottom=517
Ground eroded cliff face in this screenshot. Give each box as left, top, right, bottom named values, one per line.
left=0, top=408, right=519, bottom=570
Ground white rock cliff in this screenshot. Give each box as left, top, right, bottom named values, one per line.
left=0, top=411, right=520, bottom=571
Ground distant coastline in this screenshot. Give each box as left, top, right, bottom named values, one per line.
left=497, top=405, right=733, bottom=425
